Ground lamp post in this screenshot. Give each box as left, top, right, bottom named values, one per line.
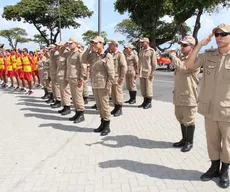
left=58, top=0, right=62, bottom=41
left=98, top=0, right=101, bottom=36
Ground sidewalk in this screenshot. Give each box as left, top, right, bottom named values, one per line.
left=0, top=88, right=228, bottom=192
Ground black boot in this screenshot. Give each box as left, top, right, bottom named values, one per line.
left=181, top=124, right=195, bottom=152
left=138, top=98, right=146, bottom=108
left=91, top=104, right=98, bottom=110
left=219, top=162, right=229, bottom=188
left=74, top=111, right=85, bottom=123
left=69, top=111, right=78, bottom=121
left=143, top=98, right=152, bottom=109
left=94, top=118, right=104, bottom=133
left=114, top=105, right=122, bottom=117
left=111, top=104, right=118, bottom=115
left=61, top=106, right=71, bottom=115
left=58, top=107, right=65, bottom=113
left=173, top=124, right=186, bottom=147
left=45, top=93, right=54, bottom=103
left=124, top=91, right=131, bottom=103
left=51, top=100, right=61, bottom=108
left=84, top=97, right=88, bottom=104
left=100, top=120, right=111, bottom=136
left=129, top=91, right=136, bottom=104
left=41, top=88, right=49, bottom=99
left=200, top=160, right=220, bottom=181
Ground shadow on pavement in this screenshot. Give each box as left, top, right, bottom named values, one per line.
left=17, top=102, right=50, bottom=108
left=39, top=123, right=94, bottom=133
left=99, top=159, right=202, bottom=181
left=24, top=113, right=68, bottom=121
left=20, top=107, right=58, bottom=114
left=86, top=135, right=174, bottom=149
left=18, top=98, right=45, bottom=103
left=16, top=95, right=42, bottom=99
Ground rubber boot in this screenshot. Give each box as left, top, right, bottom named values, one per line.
left=61, top=106, right=71, bottom=115
left=58, top=107, right=65, bottom=113
left=94, top=118, right=104, bottom=133
left=100, top=120, right=111, bottom=136
left=74, top=111, right=85, bottom=123
left=91, top=104, right=98, bottom=110
left=138, top=98, right=146, bottom=108
left=143, top=98, right=152, bottom=109
left=114, top=105, right=122, bottom=117
left=45, top=93, right=54, bottom=103
left=181, top=124, right=195, bottom=152
left=200, top=160, right=220, bottom=181
left=41, top=88, right=49, bottom=99
left=51, top=100, right=61, bottom=108
left=173, top=124, right=186, bottom=147
left=124, top=91, right=131, bottom=103
left=129, top=91, right=136, bottom=104
left=111, top=104, right=118, bottom=115
left=69, top=111, right=78, bottom=121
left=219, top=163, right=229, bottom=188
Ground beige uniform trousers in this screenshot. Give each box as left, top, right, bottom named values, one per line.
left=126, top=75, right=137, bottom=91
left=111, top=83, right=123, bottom=105
left=83, top=78, right=89, bottom=97
left=174, top=106, right=197, bottom=126
left=43, top=79, right=52, bottom=93
left=69, top=78, right=84, bottom=111
left=60, top=80, right=71, bottom=106
left=140, top=78, right=153, bottom=98
left=205, top=117, right=230, bottom=163
left=94, top=89, right=111, bottom=121
left=51, top=76, right=61, bottom=101
left=38, top=71, right=44, bottom=86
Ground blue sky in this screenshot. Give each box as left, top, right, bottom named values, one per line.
left=0, top=0, right=229, bottom=51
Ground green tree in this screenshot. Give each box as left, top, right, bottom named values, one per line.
left=2, top=0, right=93, bottom=45
left=82, top=30, right=108, bottom=45
left=33, top=34, right=47, bottom=47
left=0, top=27, right=31, bottom=49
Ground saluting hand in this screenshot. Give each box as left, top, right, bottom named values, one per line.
left=200, top=34, right=213, bottom=46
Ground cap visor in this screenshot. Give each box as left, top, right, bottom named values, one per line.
left=179, top=41, right=188, bottom=44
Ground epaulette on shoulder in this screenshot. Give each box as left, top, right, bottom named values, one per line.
left=205, top=48, right=217, bottom=52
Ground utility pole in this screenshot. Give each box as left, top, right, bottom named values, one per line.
left=58, top=0, right=62, bottom=41
left=98, top=0, right=101, bottom=36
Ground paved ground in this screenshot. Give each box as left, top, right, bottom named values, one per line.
left=0, top=85, right=228, bottom=192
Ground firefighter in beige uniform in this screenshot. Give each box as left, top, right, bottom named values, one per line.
left=185, top=24, right=230, bottom=189
left=124, top=44, right=139, bottom=104
left=56, top=42, right=71, bottom=116
left=82, top=36, right=115, bottom=136
left=38, top=51, right=48, bottom=99
left=78, top=43, right=90, bottom=104
left=66, top=37, right=85, bottom=123
left=169, top=36, right=200, bottom=153
left=42, top=50, right=52, bottom=98
left=108, top=40, right=127, bottom=116
left=138, top=37, right=157, bottom=109
left=48, top=44, right=62, bottom=108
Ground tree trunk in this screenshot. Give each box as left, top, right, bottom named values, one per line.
left=193, top=7, right=203, bottom=45
left=177, top=23, right=187, bottom=38
left=33, top=23, right=50, bottom=45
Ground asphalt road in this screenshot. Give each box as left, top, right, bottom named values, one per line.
left=124, top=69, right=203, bottom=103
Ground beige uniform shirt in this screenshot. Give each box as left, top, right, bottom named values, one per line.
left=170, top=53, right=200, bottom=106
left=43, top=57, right=50, bottom=80
left=139, top=47, right=157, bottom=78
left=112, top=50, right=127, bottom=84
left=125, top=52, right=139, bottom=76
left=56, top=48, right=69, bottom=81
left=38, top=56, right=46, bottom=76
left=195, top=49, right=230, bottom=122
left=82, top=49, right=115, bottom=89
left=79, top=49, right=90, bottom=79
left=49, top=50, right=59, bottom=78
left=66, top=50, right=84, bottom=80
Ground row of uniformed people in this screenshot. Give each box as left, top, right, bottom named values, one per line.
left=37, top=36, right=157, bottom=136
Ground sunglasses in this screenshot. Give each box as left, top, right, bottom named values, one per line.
left=181, top=44, right=192, bottom=47
left=214, top=32, right=230, bottom=37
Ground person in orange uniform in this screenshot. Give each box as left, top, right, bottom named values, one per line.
left=5, top=49, right=14, bottom=88
left=22, top=48, right=34, bottom=95
left=16, top=50, right=27, bottom=92
left=0, top=51, right=8, bottom=88
left=33, top=51, right=41, bottom=88
left=11, top=49, right=21, bottom=90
